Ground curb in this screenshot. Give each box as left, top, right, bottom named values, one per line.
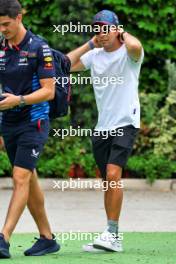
left=0, top=178, right=175, bottom=192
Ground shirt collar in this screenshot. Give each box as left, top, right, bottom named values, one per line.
left=3, top=30, right=33, bottom=51
left=17, top=30, right=33, bottom=49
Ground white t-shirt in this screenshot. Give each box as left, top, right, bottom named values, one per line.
left=80, top=44, right=144, bottom=131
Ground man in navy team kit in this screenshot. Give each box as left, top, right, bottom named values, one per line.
left=0, top=0, right=60, bottom=258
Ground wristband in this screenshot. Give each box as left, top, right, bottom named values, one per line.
left=88, top=40, right=95, bottom=50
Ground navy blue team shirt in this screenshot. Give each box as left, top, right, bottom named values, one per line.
left=0, top=30, right=55, bottom=125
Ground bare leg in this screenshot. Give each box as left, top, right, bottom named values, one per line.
left=27, top=170, right=52, bottom=239
left=1, top=166, right=32, bottom=241
left=104, top=164, right=123, bottom=221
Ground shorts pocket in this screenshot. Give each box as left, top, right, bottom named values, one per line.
left=112, top=126, right=139, bottom=149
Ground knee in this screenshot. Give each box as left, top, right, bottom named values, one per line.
left=106, top=167, right=122, bottom=182
left=13, top=169, right=31, bottom=188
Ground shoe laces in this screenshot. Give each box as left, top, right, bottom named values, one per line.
left=101, top=230, right=118, bottom=244
left=31, top=236, right=46, bottom=248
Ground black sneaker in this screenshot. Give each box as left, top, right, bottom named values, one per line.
left=24, top=234, right=60, bottom=256
left=0, top=233, right=11, bottom=258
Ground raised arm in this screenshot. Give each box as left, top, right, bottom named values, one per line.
left=119, top=31, right=143, bottom=62
left=67, top=37, right=99, bottom=72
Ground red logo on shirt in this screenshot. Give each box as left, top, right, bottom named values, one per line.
left=44, top=62, right=53, bottom=69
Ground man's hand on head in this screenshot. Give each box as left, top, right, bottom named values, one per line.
left=116, top=28, right=143, bottom=61
left=117, top=27, right=126, bottom=43
left=91, top=36, right=102, bottom=48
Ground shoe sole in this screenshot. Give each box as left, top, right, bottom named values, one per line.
left=93, top=242, right=123, bottom=252
left=24, top=244, right=60, bottom=256
left=0, top=249, right=11, bottom=259
left=82, top=243, right=108, bottom=253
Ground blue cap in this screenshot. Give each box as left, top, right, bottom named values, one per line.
left=92, top=10, right=119, bottom=26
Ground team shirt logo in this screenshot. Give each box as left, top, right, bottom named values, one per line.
left=43, top=52, right=52, bottom=56
left=18, top=57, right=28, bottom=66
left=0, top=39, right=54, bottom=71
left=28, top=52, right=37, bottom=58
left=44, top=62, right=53, bottom=69
left=0, top=53, right=6, bottom=70
left=42, top=45, right=54, bottom=69
left=31, top=149, right=40, bottom=158
left=44, top=56, right=53, bottom=62
left=20, top=50, right=29, bottom=57
left=0, top=51, right=5, bottom=58
left=0, top=58, right=6, bottom=63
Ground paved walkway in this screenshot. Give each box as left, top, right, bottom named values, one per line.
left=0, top=190, right=176, bottom=233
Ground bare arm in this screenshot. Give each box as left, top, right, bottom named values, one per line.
left=120, top=32, right=143, bottom=62
left=0, top=78, right=55, bottom=110
left=67, top=37, right=99, bottom=72
left=22, top=78, right=55, bottom=104
left=67, top=42, right=89, bottom=72
left=70, top=60, right=85, bottom=72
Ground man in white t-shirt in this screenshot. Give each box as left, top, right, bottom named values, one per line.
left=67, top=10, right=144, bottom=253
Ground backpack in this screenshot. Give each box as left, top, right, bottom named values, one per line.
left=49, top=49, right=71, bottom=119
left=29, top=34, right=71, bottom=119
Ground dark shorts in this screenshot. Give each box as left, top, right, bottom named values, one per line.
left=1, top=119, right=49, bottom=172
left=91, top=125, right=139, bottom=179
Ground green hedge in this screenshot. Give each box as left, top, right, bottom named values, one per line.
left=0, top=0, right=176, bottom=182
left=104, top=0, right=176, bottom=94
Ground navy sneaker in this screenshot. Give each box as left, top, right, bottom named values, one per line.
left=0, top=233, right=11, bottom=258
left=24, top=234, right=60, bottom=256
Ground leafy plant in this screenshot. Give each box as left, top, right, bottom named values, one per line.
left=127, top=154, right=176, bottom=183
left=0, top=151, right=11, bottom=176
left=104, top=0, right=176, bottom=94
left=151, top=61, right=176, bottom=160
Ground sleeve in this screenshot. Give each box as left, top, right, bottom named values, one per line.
left=36, top=42, right=56, bottom=79
left=80, top=49, right=95, bottom=70
left=127, top=47, right=144, bottom=65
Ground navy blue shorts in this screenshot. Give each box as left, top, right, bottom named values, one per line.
left=1, top=119, right=49, bottom=172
